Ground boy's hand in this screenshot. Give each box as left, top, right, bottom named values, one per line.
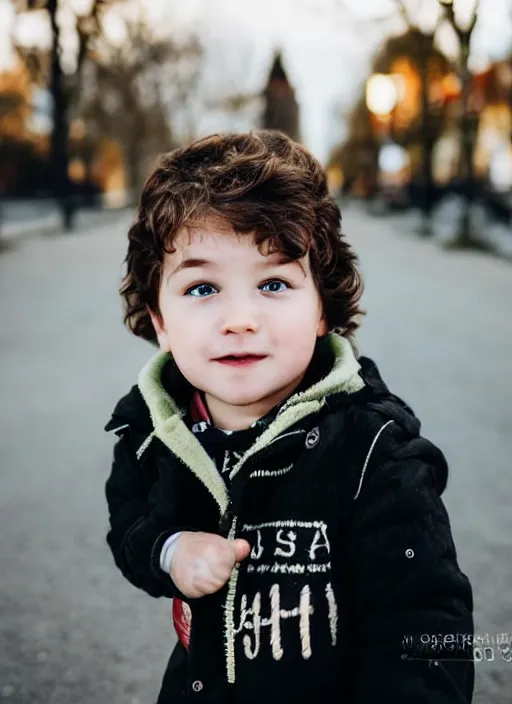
left=170, top=532, right=251, bottom=599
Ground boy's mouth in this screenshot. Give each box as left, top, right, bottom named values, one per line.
left=214, top=354, right=267, bottom=367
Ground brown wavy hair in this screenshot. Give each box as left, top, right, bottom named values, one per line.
left=120, top=130, right=365, bottom=349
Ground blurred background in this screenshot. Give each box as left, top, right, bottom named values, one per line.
left=0, top=1, right=511, bottom=703
left=0, top=0, right=511, bottom=242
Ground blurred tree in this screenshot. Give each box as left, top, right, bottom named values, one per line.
left=331, top=28, right=450, bottom=206
left=79, top=11, right=203, bottom=201
left=439, top=0, right=480, bottom=248
left=394, top=1, right=447, bottom=235
left=13, top=0, right=120, bottom=231
left=327, top=98, right=379, bottom=198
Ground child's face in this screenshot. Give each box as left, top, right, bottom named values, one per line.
left=150, top=216, right=327, bottom=430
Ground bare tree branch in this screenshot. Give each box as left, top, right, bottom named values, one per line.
left=79, top=11, right=204, bottom=194
left=438, top=0, right=480, bottom=244
left=439, top=0, right=479, bottom=42
left=396, top=0, right=444, bottom=36
left=396, top=0, right=413, bottom=28
left=439, top=0, right=455, bottom=26
left=468, top=2, right=478, bottom=35
left=431, top=3, right=446, bottom=37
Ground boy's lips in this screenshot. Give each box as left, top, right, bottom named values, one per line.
left=214, top=353, right=268, bottom=366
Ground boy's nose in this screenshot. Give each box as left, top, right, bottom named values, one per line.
left=220, top=305, right=259, bottom=335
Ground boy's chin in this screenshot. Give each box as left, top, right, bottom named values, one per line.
left=204, top=386, right=281, bottom=409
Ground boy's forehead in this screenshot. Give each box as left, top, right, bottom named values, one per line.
left=171, top=221, right=278, bottom=260
left=176, top=219, right=244, bottom=245
left=165, top=216, right=311, bottom=277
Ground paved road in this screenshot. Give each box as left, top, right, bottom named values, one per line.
left=0, top=202, right=129, bottom=242
left=0, top=204, right=511, bottom=703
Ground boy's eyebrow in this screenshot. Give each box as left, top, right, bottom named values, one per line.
left=167, top=254, right=297, bottom=280
left=168, top=258, right=212, bottom=280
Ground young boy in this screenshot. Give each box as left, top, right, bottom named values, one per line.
left=104, top=130, right=474, bottom=703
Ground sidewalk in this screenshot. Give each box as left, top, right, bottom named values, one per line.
left=0, top=205, right=134, bottom=246
left=348, top=199, right=512, bottom=260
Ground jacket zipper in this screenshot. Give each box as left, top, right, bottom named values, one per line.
left=224, top=514, right=239, bottom=684
left=221, top=443, right=271, bottom=684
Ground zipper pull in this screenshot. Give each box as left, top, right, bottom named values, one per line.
left=218, top=502, right=233, bottom=538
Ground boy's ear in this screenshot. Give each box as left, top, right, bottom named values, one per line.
left=316, top=313, right=328, bottom=337
left=148, top=307, right=170, bottom=351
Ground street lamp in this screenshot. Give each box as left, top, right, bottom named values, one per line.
left=366, top=73, right=401, bottom=204
left=366, top=73, right=398, bottom=118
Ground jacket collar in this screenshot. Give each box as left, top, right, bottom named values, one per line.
left=136, top=333, right=365, bottom=514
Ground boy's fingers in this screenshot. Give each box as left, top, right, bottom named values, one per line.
left=231, top=539, right=251, bottom=563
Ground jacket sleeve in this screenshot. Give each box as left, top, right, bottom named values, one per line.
left=104, top=428, right=197, bottom=599
left=347, top=431, right=474, bottom=703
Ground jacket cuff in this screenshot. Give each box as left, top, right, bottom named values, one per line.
left=149, top=527, right=199, bottom=600
left=160, top=531, right=185, bottom=573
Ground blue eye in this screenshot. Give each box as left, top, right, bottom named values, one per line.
left=184, top=279, right=290, bottom=297
left=260, top=279, right=289, bottom=293
left=184, top=283, right=217, bottom=297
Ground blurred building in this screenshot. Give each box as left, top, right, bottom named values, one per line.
left=428, top=61, right=512, bottom=189
left=0, top=62, right=32, bottom=140
left=262, top=51, right=300, bottom=141
left=0, top=55, right=120, bottom=203
left=0, top=58, right=49, bottom=196
left=472, top=61, right=512, bottom=188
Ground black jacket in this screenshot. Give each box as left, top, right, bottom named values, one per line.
left=104, top=333, right=474, bottom=704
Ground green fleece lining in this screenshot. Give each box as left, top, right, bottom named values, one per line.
left=137, top=333, right=365, bottom=514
